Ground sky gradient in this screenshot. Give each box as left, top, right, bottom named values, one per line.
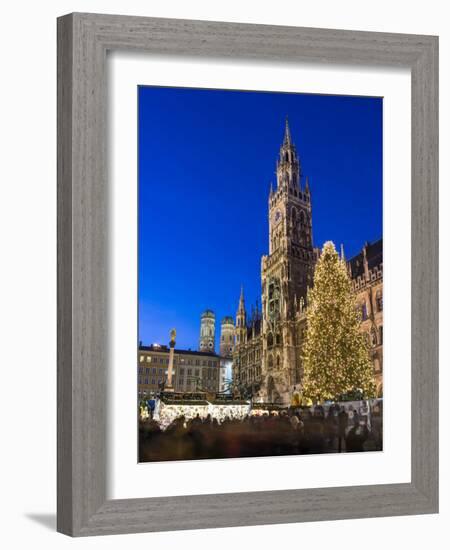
left=138, top=86, right=382, bottom=350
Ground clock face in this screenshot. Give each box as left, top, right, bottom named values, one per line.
left=273, top=209, right=282, bottom=225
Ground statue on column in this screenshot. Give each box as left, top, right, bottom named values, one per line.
left=169, top=328, right=176, bottom=347
left=166, top=328, right=177, bottom=392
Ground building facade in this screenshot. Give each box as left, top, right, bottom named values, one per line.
left=233, top=120, right=383, bottom=404
left=349, top=240, right=383, bottom=394
left=138, top=344, right=223, bottom=398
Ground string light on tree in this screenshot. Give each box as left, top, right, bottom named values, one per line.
left=302, top=241, right=376, bottom=403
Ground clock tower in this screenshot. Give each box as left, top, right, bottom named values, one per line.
left=260, top=119, right=316, bottom=403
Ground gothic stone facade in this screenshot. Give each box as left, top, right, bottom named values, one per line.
left=233, top=121, right=383, bottom=405
left=349, top=240, right=383, bottom=395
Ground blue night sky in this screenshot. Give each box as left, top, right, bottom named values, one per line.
left=138, top=86, right=382, bottom=350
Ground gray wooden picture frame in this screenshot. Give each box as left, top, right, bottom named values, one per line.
left=57, top=12, right=438, bottom=537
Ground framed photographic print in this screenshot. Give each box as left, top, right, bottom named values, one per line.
left=57, top=13, right=438, bottom=536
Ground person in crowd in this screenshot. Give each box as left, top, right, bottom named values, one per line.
left=345, top=419, right=369, bottom=452
left=337, top=406, right=349, bottom=453
left=139, top=401, right=381, bottom=461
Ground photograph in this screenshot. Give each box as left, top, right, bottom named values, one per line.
left=137, top=85, right=383, bottom=462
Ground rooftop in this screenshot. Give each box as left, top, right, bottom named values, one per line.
left=348, top=238, right=383, bottom=279
left=139, top=344, right=219, bottom=358
left=201, top=309, right=215, bottom=318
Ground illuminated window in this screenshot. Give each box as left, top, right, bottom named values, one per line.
left=146, top=356, right=151, bottom=363
left=361, top=303, right=368, bottom=321
left=139, top=356, right=144, bottom=363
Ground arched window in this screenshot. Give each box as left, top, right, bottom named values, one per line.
left=361, top=303, right=368, bottom=321
left=276, top=332, right=282, bottom=345
left=299, top=210, right=306, bottom=226
left=379, top=325, right=383, bottom=344
left=276, top=355, right=280, bottom=367
left=376, top=290, right=383, bottom=311
left=371, top=327, right=377, bottom=346
left=292, top=207, right=297, bottom=223
left=267, top=332, right=274, bottom=348
left=268, top=355, right=274, bottom=369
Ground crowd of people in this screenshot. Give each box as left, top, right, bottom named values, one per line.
left=139, top=403, right=383, bottom=462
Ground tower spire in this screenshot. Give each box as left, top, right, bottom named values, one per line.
left=283, top=116, right=292, bottom=146
left=238, top=284, right=245, bottom=311
left=276, top=118, right=300, bottom=191
left=236, top=285, right=247, bottom=345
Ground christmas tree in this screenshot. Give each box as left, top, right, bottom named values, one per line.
left=302, top=241, right=376, bottom=403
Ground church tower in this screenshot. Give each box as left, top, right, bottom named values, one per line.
left=260, top=119, right=316, bottom=404
left=220, top=316, right=235, bottom=358
left=199, top=310, right=215, bottom=352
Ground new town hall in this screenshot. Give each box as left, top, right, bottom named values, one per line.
left=138, top=121, right=383, bottom=405
left=232, top=120, right=383, bottom=405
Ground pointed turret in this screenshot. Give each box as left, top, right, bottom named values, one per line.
left=276, top=118, right=301, bottom=192
left=238, top=285, right=245, bottom=313
left=363, top=242, right=370, bottom=281
left=340, top=243, right=346, bottom=262
left=283, top=117, right=292, bottom=146
left=304, top=175, right=310, bottom=197
left=235, top=285, right=247, bottom=346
